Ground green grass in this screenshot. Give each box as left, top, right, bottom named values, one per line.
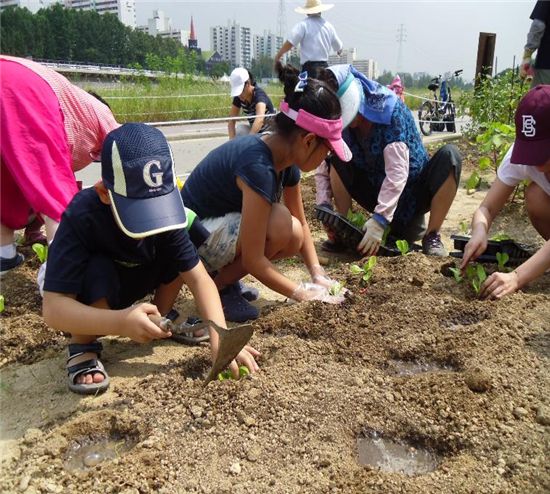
left=94, top=77, right=284, bottom=123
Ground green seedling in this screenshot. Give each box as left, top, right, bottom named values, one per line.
left=448, top=267, right=463, bottom=283
left=32, top=243, right=48, bottom=264
left=490, top=233, right=512, bottom=242
left=350, top=256, right=377, bottom=283
left=459, top=221, right=470, bottom=235
left=496, top=252, right=509, bottom=271
left=217, top=365, right=250, bottom=381
left=346, top=209, right=367, bottom=230
left=470, top=264, right=488, bottom=295
left=0, top=295, right=4, bottom=313
left=465, top=170, right=481, bottom=194
left=328, top=281, right=345, bottom=296
left=395, top=239, right=409, bottom=256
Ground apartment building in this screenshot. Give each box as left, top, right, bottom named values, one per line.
left=64, top=0, right=135, bottom=28
left=210, top=20, right=251, bottom=68
left=253, top=30, right=283, bottom=61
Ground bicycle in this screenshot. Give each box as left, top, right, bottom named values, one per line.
left=418, top=69, right=463, bottom=136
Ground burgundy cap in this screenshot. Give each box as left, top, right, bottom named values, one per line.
left=510, top=85, right=550, bottom=166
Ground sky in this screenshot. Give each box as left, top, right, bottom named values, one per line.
left=135, top=1, right=536, bottom=81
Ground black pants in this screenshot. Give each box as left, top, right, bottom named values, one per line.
left=333, top=144, right=462, bottom=242
left=301, top=61, right=328, bottom=79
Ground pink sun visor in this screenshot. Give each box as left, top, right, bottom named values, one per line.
left=280, top=101, right=352, bottom=162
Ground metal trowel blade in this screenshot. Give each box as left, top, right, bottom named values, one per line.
left=204, top=321, right=254, bottom=385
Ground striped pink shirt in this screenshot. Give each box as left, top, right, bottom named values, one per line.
left=1, top=55, right=119, bottom=171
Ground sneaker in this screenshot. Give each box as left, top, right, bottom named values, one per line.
left=234, top=280, right=259, bottom=302
left=422, top=232, right=448, bottom=257
left=220, top=284, right=259, bottom=323
left=0, top=253, right=25, bottom=275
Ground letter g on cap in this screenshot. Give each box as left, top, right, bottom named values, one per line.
left=143, top=160, right=163, bottom=188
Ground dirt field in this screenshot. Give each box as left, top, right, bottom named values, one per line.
left=1, top=138, right=549, bottom=493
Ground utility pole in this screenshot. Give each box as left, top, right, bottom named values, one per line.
left=396, top=24, right=406, bottom=74
left=277, top=0, right=287, bottom=45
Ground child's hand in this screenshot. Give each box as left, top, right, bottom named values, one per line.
left=461, top=230, right=487, bottom=271
left=228, top=344, right=261, bottom=379
left=119, top=303, right=172, bottom=343
left=479, top=271, right=520, bottom=300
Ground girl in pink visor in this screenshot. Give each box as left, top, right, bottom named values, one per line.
left=181, top=62, right=351, bottom=322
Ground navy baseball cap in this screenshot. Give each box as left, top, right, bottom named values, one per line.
left=101, top=123, right=187, bottom=238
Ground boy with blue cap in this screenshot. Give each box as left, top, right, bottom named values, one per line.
left=42, top=123, right=259, bottom=395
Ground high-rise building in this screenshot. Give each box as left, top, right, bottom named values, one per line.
left=328, top=48, right=356, bottom=66
left=327, top=47, right=378, bottom=79
left=138, top=9, right=188, bottom=45
left=210, top=20, right=251, bottom=68
left=253, top=30, right=283, bottom=61
left=64, top=0, right=136, bottom=28
left=0, top=0, right=54, bottom=12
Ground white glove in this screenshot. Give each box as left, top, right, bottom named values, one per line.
left=37, top=261, right=46, bottom=297
left=291, top=282, right=345, bottom=305
left=358, top=217, right=385, bottom=256
left=309, top=264, right=334, bottom=288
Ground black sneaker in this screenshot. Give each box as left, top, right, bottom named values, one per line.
left=422, top=232, right=447, bottom=257
left=0, top=253, right=25, bottom=275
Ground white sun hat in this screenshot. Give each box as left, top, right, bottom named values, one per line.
left=295, top=0, right=335, bottom=15
left=327, top=64, right=364, bottom=128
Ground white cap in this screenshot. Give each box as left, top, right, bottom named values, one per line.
left=230, top=68, right=249, bottom=97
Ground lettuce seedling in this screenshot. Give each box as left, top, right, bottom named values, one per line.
left=217, top=365, right=250, bottom=381
left=0, top=295, right=4, bottom=313
left=346, top=209, right=367, bottom=230
left=395, top=240, right=409, bottom=256
left=490, top=233, right=512, bottom=242
left=328, top=281, right=345, bottom=296
left=496, top=252, right=509, bottom=271
left=448, top=267, right=463, bottom=283
left=350, top=256, right=377, bottom=283
left=471, top=264, right=488, bottom=295
left=32, top=243, right=48, bottom=264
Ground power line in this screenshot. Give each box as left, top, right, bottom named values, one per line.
left=396, top=24, right=407, bottom=74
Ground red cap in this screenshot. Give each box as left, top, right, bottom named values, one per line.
left=511, top=85, right=550, bottom=166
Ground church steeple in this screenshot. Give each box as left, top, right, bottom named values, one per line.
left=188, top=16, right=198, bottom=50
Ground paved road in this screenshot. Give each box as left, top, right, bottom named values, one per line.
left=76, top=117, right=466, bottom=187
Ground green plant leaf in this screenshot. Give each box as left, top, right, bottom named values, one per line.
left=496, top=252, right=509, bottom=270
left=0, top=295, right=4, bottom=313
left=395, top=239, right=409, bottom=256
left=350, top=264, right=363, bottom=275
left=365, top=256, right=377, bottom=271
left=471, top=278, right=481, bottom=295
left=32, top=243, right=48, bottom=264
left=476, top=264, right=487, bottom=283
left=362, top=271, right=373, bottom=283
left=478, top=156, right=492, bottom=171
left=465, top=171, right=481, bottom=192
left=448, top=267, right=463, bottom=283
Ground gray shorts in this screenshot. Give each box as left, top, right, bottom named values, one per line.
left=198, top=212, right=241, bottom=272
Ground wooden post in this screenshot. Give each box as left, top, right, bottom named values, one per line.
left=475, top=32, right=496, bottom=88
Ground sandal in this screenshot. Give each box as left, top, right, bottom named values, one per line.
left=67, top=341, right=110, bottom=395
left=170, top=316, right=211, bottom=345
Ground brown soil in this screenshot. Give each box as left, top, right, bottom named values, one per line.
left=1, top=138, right=549, bottom=494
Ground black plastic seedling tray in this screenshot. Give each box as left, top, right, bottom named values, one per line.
left=314, top=205, right=400, bottom=256
left=450, top=234, right=534, bottom=264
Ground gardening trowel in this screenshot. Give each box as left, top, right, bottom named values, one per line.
left=148, top=315, right=254, bottom=385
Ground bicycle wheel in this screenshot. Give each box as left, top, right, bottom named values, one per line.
left=418, top=101, right=433, bottom=136
left=446, top=104, right=456, bottom=132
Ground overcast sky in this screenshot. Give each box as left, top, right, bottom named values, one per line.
left=135, top=1, right=535, bottom=81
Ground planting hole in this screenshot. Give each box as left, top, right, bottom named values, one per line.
left=443, top=307, right=490, bottom=330
left=385, top=359, right=455, bottom=376
left=64, top=435, right=135, bottom=473
left=357, top=431, right=440, bottom=475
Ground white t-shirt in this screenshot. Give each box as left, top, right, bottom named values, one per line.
left=288, top=16, right=343, bottom=65
left=497, top=145, right=550, bottom=196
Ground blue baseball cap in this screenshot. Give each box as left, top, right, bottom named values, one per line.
left=101, top=123, right=187, bottom=238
